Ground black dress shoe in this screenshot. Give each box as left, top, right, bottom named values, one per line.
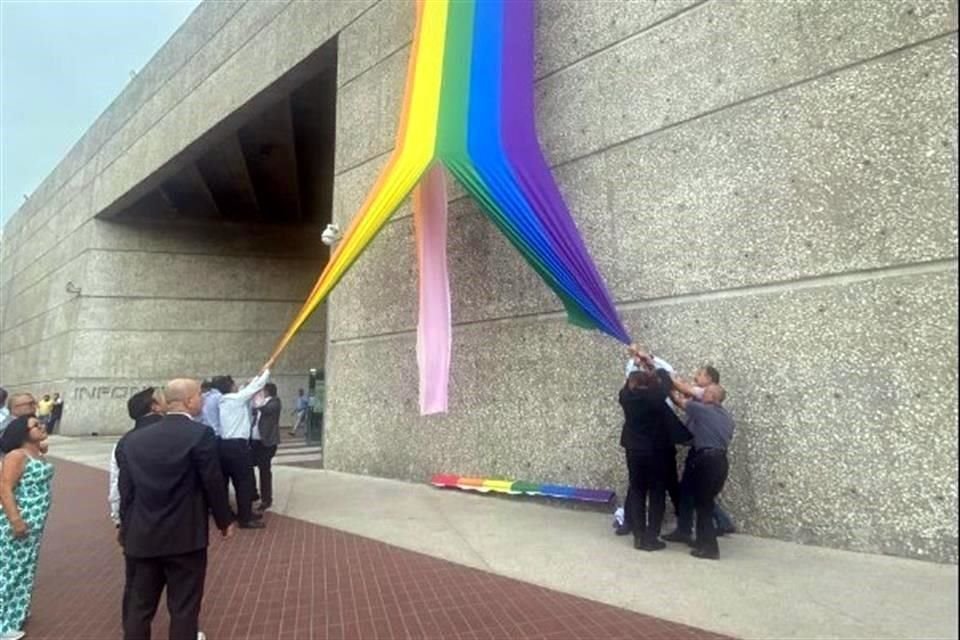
left=239, top=520, right=266, bottom=530
left=258, top=501, right=272, bottom=511
left=248, top=512, right=263, bottom=521
left=639, top=539, right=667, bottom=552
left=661, top=530, right=694, bottom=545
left=691, top=548, right=719, bottom=560
left=614, top=525, right=632, bottom=536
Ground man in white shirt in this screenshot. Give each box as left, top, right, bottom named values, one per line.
left=218, top=369, right=270, bottom=529
left=199, top=378, right=227, bottom=437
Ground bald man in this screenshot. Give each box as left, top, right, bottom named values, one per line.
left=668, top=384, right=735, bottom=560
left=0, top=393, right=37, bottom=436
left=116, top=378, right=235, bottom=640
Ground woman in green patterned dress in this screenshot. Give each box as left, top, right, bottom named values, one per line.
left=0, top=415, right=54, bottom=640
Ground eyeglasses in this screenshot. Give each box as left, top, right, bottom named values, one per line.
left=14, top=400, right=36, bottom=408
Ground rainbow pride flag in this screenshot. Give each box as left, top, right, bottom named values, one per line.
left=430, top=474, right=615, bottom=504
left=268, top=0, right=630, bottom=412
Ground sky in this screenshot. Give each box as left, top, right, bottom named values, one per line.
left=0, top=0, right=200, bottom=227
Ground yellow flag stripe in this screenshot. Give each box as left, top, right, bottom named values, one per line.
left=267, top=0, right=449, bottom=364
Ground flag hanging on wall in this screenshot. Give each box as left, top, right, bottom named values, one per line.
left=268, top=0, right=631, bottom=414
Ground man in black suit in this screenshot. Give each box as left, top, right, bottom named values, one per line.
left=251, top=383, right=282, bottom=512
left=618, top=368, right=674, bottom=551
left=116, top=378, right=236, bottom=640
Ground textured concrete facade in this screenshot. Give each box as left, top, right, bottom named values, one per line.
left=1, top=0, right=957, bottom=563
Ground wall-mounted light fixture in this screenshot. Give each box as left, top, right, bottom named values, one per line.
left=65, top=281, right=82, bottom=296
left=321, top=224, right=341, bottom=247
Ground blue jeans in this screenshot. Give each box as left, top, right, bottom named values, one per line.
left=713, top=504, right=735, bottom=533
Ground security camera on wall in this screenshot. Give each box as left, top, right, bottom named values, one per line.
left=321, top=224, right=341, bottom=247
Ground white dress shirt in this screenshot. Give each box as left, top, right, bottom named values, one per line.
left=109, top=443, right=122, bottom=525
left=250, top=391, right=267, bottom=441
left=624, top=354, right=705, bottom=410
left=625, top=354, right=674, bottom=377
left=218, top=369, right=270, bottom=440
left=200, top=390, right=223, bottom=436
left=0, top=407, right=11, bottom=440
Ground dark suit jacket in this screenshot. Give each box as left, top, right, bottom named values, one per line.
left=117, top=413, right=233, bottom=558
left=618, top=384, right=673, bottom=452
left=653, top=368, right=694, bottom=445
left=255, top=397, right=282, bottom=448
left=133, top=412, right=163, bottom=431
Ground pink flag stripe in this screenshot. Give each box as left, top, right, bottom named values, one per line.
left=413, top=163, right=452, bottom=415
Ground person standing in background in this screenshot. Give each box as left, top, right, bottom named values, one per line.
left=35, top=396, right=53, bottom=432
left=0, top=415, right=55, bottom=640
left=47, top=394, right=64, bottom=435
left=251, top=384, right=281, bottom=512
left=290, top=389, right=308, bottom=436
left=0, top=395, right=37, bottom=443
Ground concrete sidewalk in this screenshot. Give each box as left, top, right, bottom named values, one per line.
left=49, top=435, right=958, bottom=640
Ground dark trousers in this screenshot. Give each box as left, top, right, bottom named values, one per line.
left=675, top=450, right=735, bottom=538
left=664, top=446, right=680, bottom=515
left=689, top=449, right=730, bottom=555
left=675, top=450, right=699, bottom=536
left=219, top=438, right=256, bottom=523
left=625, top=449, right=668, bottom=545
left=122, top=549, right=207, bottom=640
left=251, top=441, right=277, bottom=506
left=624, top=447, right=679, bottom=532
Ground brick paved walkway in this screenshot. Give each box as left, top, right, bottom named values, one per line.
left=26, top=458, right=730, bottom=640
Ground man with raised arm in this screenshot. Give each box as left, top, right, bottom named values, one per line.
left=667, top=384, right=735, bottom=560
left=218, top=369, right=271, bottom=530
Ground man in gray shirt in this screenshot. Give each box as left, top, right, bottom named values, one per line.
left=669, top=385, right=735, bottom=560
left=683, top=386, right=734, bottom=450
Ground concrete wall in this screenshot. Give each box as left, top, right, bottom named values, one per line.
left=1, top=0, right=957, bottom=563
left=1, top=217, right=327, bottom=434
left=324, top=0, right=959, bottom=564
left=0, top=0, right=368, bottom=431
left=68, top=220, right=327, bottom=433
